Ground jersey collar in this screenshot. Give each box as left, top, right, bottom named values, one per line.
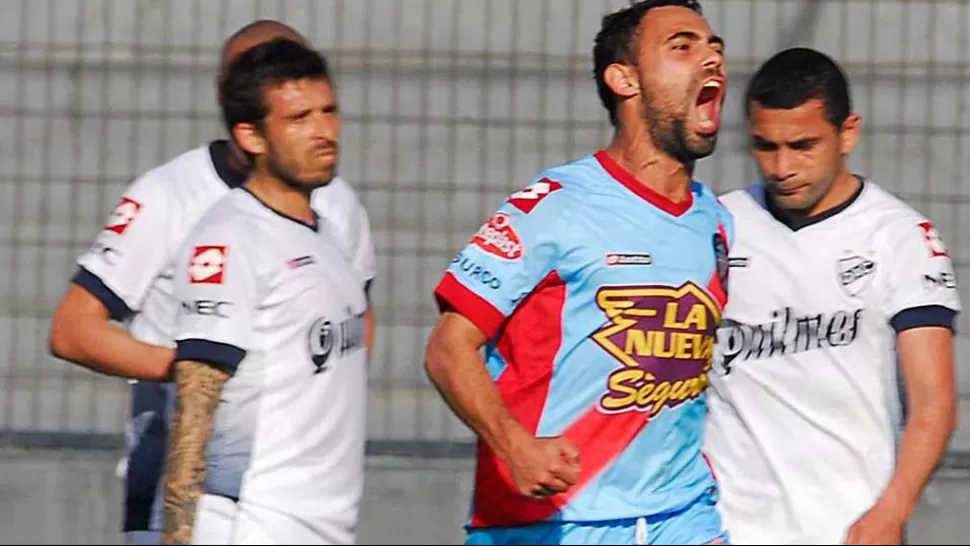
left=763, top=175, right=866, bottom=232
left=594, top=150, right=694, bottom=217
left=208, top=139, right=248, bottom=188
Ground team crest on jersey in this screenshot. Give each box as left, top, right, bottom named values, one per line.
left=507, top=178, right=562, bottom=214
left=471, top=211, right=524, bottom=261
left=104, top=197, right=142, bottom=234
left=837, top=255, right=876, bottom=297
left=713, top=231, right=729, bottom=290
left=591, top=282, right=719, bottom=416
left=189, top=246, right=227, bottom=284
left=918, top=221, right=949, bottom=257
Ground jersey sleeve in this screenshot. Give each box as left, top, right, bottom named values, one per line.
left=881, top=218, right=962, bottom=333
left=171, top=221, right=260, bottom=374
left=433, top=178, right=568, bottom=339
left=347, top=199, right=377, bottom=295
left=73, top=173, right=174, bottom=321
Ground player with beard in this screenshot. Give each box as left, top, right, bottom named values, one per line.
left=424, top=1, right=732, bottom=544
left=162, top=39, right=368, bottom=544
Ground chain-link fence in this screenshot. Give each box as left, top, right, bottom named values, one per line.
left=0, top=0, right=969, bottom=543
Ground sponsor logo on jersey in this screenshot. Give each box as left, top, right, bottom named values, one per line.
left=714, top=307, right=863, bottom=376
left=308, top=309, right=366, bottom=374
left=189, top=246, right=227, bottom=284
left=507, top=178, right=562, bottom=214
left=286, top=255, right=316, bottom=269
left=728, top=257, right=750, bottom=268
left=91, top=239, right=120, bottom=265
left=451, top=251, right=502, bottom=290
left=605, top=252, right=653, bottom=266
left=923, top=270, right=957, bottom=290
left=837, top=255, right=876, bottom=297
left=592, top=282, right=720, bottom=416
left=104, top=197, right=142, bottom=234
left=180, top=299, right=231, bottom=318
left=919, top=221, right=949, bottom=257
left=471, top=211, right=523, bottom=261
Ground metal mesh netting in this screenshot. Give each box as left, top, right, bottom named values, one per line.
left=0, top=0, right=968, bottom=458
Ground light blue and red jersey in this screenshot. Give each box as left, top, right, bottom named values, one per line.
left=433, top=150, right=733, bottom=529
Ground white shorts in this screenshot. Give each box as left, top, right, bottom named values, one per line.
left=192, top=494, right=353, bottom=545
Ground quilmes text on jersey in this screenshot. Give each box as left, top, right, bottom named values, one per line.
left=715, top=307, right=863, bottom=371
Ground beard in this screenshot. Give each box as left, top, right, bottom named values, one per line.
left=641, top=85, right=718, bottom=165
left=264, top=141, right=336, bottom=192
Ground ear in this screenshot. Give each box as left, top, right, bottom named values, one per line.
left=604, top=62, right=641, bottom=101
left=233, top=123, right=266, bottom=157
left=838, top=113, right=861, bottom=155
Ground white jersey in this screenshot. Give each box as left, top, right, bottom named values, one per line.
left=173, top=188, right=368, bottom=545
left=704, top=181, right=961, bottom=544
left=72, top=140, right=375, bottom=535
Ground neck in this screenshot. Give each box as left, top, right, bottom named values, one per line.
left=604, top=124, right=693, bottom=203
left=244, top=169, right=316, bottom=226
left=227, top=140, right=252, bottom=175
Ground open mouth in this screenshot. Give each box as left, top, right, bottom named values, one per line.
left=694, top=78, right=724, bottom=134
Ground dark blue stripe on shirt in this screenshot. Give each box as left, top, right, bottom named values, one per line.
left=71, top=266, right=134, bottom=322
left=890, top=305, right=957, bottom=333
left=175, top=339, right=246, bottom=374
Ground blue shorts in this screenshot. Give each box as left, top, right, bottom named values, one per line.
left=465, top=495, right=728, bottom=545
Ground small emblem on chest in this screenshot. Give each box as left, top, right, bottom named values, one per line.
left=605, top=252, right=653, bottom=266
left=837, top=255, right=876, bottom=297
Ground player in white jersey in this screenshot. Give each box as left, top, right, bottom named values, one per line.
left=704, top=47, right=961, bottom=545
left=161, top=38, right=367, bottom=545
left=46, top=21, right=376, bottom=546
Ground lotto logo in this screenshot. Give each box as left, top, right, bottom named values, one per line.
left=189, top=246, right=227, bottom=284
left=104, top=197, right=142, bottom=234
left=507, top=178, right=562, bottom=213
left=918, top=222, right=948, bottom=257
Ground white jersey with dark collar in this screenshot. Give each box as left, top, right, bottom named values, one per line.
left=172, top=188, right=368, bottom=544
left=704, top=180, right=961, bottom=544
left=71, top=140, right=375, bottom=536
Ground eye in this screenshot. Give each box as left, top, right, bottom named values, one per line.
left=673, top=42, right=691, bottom=51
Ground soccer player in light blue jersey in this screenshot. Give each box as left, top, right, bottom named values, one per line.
left=425, top=1, right=732, bottom=544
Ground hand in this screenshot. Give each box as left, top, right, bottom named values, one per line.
left=506, top=435, right=581, bottom=499
left=844, top=499, right=908, bottom=545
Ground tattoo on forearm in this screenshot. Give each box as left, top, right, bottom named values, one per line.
left=162, top=360, right=230, bottom=545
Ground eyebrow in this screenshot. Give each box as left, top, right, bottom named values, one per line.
left=665, top=31, right=725, bottom=48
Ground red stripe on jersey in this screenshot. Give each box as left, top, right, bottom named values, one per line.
left=594, top=150, right=693, bottom=217
left=433, top=271, right=507, bottom=339
left=470, top=271, right=650, bottom=527
left=707, top=222, right=729, bottom=309
left=471, top=271, right=567, bottom=527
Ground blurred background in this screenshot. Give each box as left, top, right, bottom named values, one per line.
left=1, top=0, right=969, bottom=543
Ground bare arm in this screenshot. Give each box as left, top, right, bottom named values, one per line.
left=48, top=284, right=172, bottom=381
left=162, top=360, right=231, bottom=545
left=879, top=326, right=957, bottom=518
left=424, top=309, right=530, bottom=460
left=364, top=308, right=376, bottom=358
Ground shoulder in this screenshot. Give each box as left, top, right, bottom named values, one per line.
left=857, top=180, right=951, bottom=255
left=187, top=190, right=263, bottom=244
left=311, top=175, right=364, bottom=210
left=120, top=144, right=216, bottom=208
left=715, top=184, right=764, bottom=214
left=499, top=155, right=600, bottom=218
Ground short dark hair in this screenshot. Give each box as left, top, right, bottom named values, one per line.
left=218, top=37, right=331, bottom=135
left=744, top=47, right=851, bottom=129
left=593, top=0, right=704, bottom=127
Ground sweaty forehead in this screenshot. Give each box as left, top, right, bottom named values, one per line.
left=749, top=100, right=833, bottom=139
left=266, top=79, right=334, bottom=113
left=639, top=6, right=712, bottom=44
